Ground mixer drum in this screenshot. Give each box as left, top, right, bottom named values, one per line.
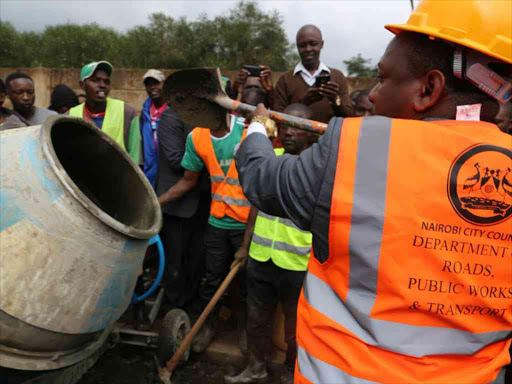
left=0, top=116, right=162, bottom=370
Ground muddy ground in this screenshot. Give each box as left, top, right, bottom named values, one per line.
left=77, top=344, right=226, bottom=384
left=76, top=344, right=282, bottom=384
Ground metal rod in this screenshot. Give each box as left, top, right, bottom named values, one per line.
left=214, top=95, right=328, bottom=135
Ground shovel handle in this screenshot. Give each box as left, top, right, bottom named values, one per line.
left=215, top=96, right=327, bottom=135
left=165, top=262, right=243, bottom=374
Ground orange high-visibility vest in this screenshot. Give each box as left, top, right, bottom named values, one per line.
left=191, top=127, right=250, bottom=223
left=296, top=117, right=512, bottom=384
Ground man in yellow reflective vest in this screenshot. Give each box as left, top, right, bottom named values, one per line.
left=69, top=61, right=141, bottom=164
left=236, top=1, right=512, bottom=383
left=225, top=104, right=314, bottom=384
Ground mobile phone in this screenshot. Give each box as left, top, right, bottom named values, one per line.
left=243, top=65, right=262, bottom=77
left=315, top=73, right=331, bottom=87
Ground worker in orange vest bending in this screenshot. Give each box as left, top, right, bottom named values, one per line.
left=235, top=0, right=512, bottom=383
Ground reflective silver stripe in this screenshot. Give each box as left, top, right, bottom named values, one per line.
left=253, top=233, right=310, bottom=256
left=273, top=241, right=310, bottom=256
left=258, top=211, right=309, bottom=234
left=298, top=346, right=377, bottom=384
left=257, top=211, right=276, bottom=221
left=303, top=273, right=511, bottom=356
left=222, top=196, right=251, bottom=207
left=347, top=116, right=391, bottom=312
left=212, top=194, right=250, bottom=207
left=211, top=175, right=224, bottom=183
left=278, top=217, right=310, bottom=234
left=251, top=233, right=273, bottom=248
left=303, top=118, right=510, bottom=357
left=210, top=176, right=240, bottom=186
left=225, top=177, right=241, bottom=186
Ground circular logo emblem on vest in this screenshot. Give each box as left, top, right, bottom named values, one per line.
left=448, top=144, right=512, bottom=226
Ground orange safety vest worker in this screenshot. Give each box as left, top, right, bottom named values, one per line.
left=234, top=0, right=512, bottom=382
left=295, top=117, right=512, bottom=384
left=191, top=127, right=250, bottom=223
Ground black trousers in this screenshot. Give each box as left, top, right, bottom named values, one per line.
left=160, top=211, right=207, bottom=307
left=198, top=224, right=246, bottom=314
left=246, top=257, right=305, bottom=370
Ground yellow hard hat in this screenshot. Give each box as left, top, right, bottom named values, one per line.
left=386, top=0, right=512, bottom=64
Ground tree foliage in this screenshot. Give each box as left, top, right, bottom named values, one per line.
left=1, top=1, right=298, bottom=71
left=343, top=54, right=378, bottom=78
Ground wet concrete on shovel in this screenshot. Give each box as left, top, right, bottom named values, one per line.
left=163, top=69, right=228, bottom=131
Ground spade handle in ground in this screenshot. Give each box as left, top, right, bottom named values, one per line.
left=161, top=261, right=243, bottom=378
left=214, top=94, right=328, bottom=135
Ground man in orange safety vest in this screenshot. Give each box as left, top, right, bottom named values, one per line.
left=235, top=0, right=512, bottom=383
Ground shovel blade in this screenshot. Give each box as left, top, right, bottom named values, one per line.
left=163, top=68, right=228, bottom=130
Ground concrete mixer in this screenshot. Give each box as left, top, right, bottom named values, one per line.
left=0, top=116, right=162, bottom=381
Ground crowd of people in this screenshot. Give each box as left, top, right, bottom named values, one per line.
left=1, top=1, right=511, bottom=382
left=0, top=22, right=374, bottom=384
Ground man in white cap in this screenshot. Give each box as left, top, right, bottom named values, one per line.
left=140, top=69, right=167, bottom=188
left=69, top=61, right=141, bottom=163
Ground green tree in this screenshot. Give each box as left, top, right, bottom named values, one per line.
left=343, top=54, right=378, bottom=78
left=39, top=24, right=122, bottom=68
left=1, top=1, right=298, bottom=71
left=208, top=1, right=298, bottom=70
left=17, top=31, right=43, bottom=67
left=0, top=22, right=21, bottom=67
left=121, top=1, right=298, bottom=70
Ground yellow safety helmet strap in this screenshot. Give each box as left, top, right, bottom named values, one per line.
left=453, top=47, right=512, bottom=104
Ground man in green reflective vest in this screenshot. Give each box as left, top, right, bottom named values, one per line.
left=69, top=61, right=141, bottom=164
left=225, top=104, right=314, bottom=384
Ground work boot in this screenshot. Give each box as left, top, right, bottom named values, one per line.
left=224, top=353, right=268, bottom=384
left=191, top=321, right=216, bottom=353
left=280, top=367, right=294, bottom=384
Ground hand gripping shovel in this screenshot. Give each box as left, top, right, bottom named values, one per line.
left=158, top=261, right=243, bottom=384
left=163, top=68, right=327, bottom=135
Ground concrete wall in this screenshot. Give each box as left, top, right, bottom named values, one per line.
left=0, top=67, right=377, bottom=111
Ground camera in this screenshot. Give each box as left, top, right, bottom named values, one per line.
left=315, top=73, right=331, bottom=87
left=243, top=65, right=262, bottom=77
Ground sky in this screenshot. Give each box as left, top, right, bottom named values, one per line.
left=0, top=0, right=415, bottom=71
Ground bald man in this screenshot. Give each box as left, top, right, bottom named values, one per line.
left=272, top=25, right=353, bottom=123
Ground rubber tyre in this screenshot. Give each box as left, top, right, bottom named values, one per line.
left=158, top=309, right=191, bottom=366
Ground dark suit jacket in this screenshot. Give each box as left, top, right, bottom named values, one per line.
left=156, top=108, right=207, bottom=218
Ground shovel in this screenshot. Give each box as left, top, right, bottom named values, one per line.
left=163, top=68, right=328, bottom=135
left=158, top=261, right=243, bottom=384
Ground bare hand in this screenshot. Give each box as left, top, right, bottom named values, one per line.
left=259, top=65, right=273, bottom=92
left=231, top=247, right=249, bottom=269
left=158, top=192, right=169, bottom=206
left=233, top=69, right=250, bottom=91
left=248, top=103, right=270, bottom=120
left=319, top=81, right=340, bottom=104
left=301, top=87, right=323, bottom=105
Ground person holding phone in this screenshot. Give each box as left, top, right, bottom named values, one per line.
left=272, top=24, right=353, bottom=123
left=229, top=65, right=274, bottom=103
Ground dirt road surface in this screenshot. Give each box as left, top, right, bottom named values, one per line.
left=76, top=344, right=226, bottom=384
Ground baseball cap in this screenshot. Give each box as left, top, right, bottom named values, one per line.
left=143, top=69, right=165, bottom=83
left=80, top=61, right=113, bottom=81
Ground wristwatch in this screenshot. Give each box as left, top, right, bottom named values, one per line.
left=251, top=115, right=278, bottom=138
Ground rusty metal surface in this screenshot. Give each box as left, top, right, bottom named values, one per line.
left=0, top=117, right=162, bottom=370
